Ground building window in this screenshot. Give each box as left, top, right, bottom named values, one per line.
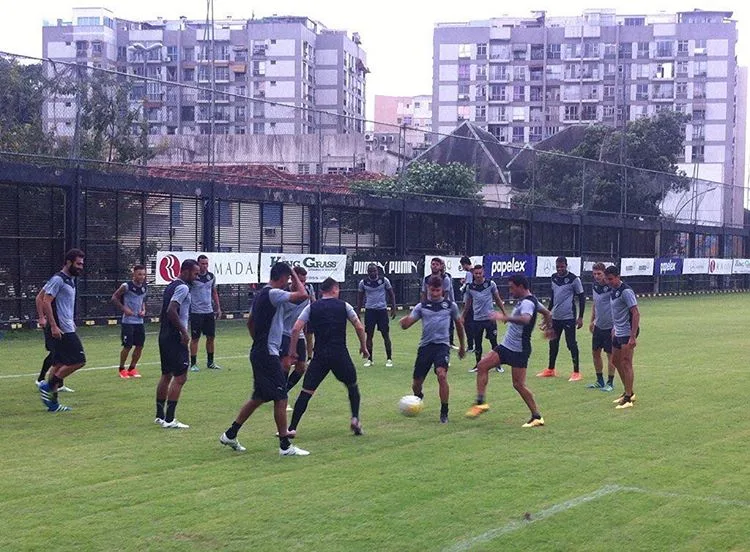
left=475, top=105, right=486, bottom=121
left=529, top=106, right=543, bottom=122
left=676, top=61, right=688, bottom=76
left=512, top=107, right=525, bottom=121
left=476, top=43, right=487, bottom=58
left=75, top=41, right=88, bottom=57
left=691, top=145, right=705, bottom=162
left=656, top=41, right=673, bottom=58
left=545, top=86, right=560, bottom=102
left=181, top=106, right=195, bottom=122
left=458, top=63, right=471, bottom=80
left=513, top=66, right=526, bottom=81
left=91, top=41, right=102, bottom=56
left=512, top=127, right=525, bottom=142
left=513, top=86, right=525, bottom=101
left=546, top=44, right=561, bottom=60
left=676, top=82, right=688, bottom=98
left=183, top=68, right=195, bottom=82
left=693, top=82, right=706, bottom=99
left=624, top=17, right=645, bottom=26
left=458, top=83, right=470, bottom=100
left=253, top=61, right=266, bottom=76
left=476, top=65, right=487, bottom=80
left=603, top=85, right=615, bottom=98
left=457, top=105, right=471, bottom=121
left=183, top=47, right=194, bottom=61
left=603, top=106, right=615, bottom=118
left=475, top=85, right=486, bottom=100
left=677, top=40, right=689, bottom=55
left=694, top=39, right=707, bottom=54
left=692, top=109, right=705, bottom=121
left=512, top=45, right=527, bottom=61
left=530, top=126, right=543, bottom=141
left=636, top=84, right=649, bottom=101
left=618, top=42, right=632, bottom=59
left=298, top=164, right=310, bottom=175
left=253, top=122, right=265, bottom=134
left=695, top=60, right=707, bottom=78
left=564, top=105, right=579, bottom=120
left=530, top=86, right=543, bottom=102
left=171, top=202, right=183, bottom=226
left=77, top=17, right=101, bottom=26
left=637, top=42, right=650, bottom=59
left=692, top=125, right=705, bottom=140
left=581, top=105, right=597, bottom=121
left=458, top=43, right=472, bottom=59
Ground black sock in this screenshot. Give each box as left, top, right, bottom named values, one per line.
left=119, top=364, right=125, bottom=371
left=347, top=384, right=361, bottom=419
left=38, top=354, right=53, bottom=382
left=165, top=400, right=178, bottom=423
left=190, top=355, right=197, bottom=366
left=50, top=375, right=64, bottom=391
left=287, top=371, right=303, bottom=391
left=607, top=375, right=615, bottom=385
left=440, top=403, right=449, bottom=416
left=596, top=373, right=605, bottom=385
left=289, top=392, right=312, bottom=431
left=155, top=400, right=165, bottom=420
left=208, top=352, right=214, bottom=366
left=415, top=391, right=424, bottom=400
left=225, top=421, right=242, bottom=440
left=279, top=436, right=291, bottom=450
left=477, top=394, right=485, bottom=405
left=532, top=412, right=541, bottom=419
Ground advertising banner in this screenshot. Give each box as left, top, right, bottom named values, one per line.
left=708, top=258, right=733, bottom=275
left=259, top=253, right=347, bottom=283
left=732, top=258, right=750, bottom=274
left=582, top=260, right=615, bottom=273
left=422, top=256, right=483, bottom=278
left=682, top=258, right=709, bottom=275
left=353, top=258, right=421, bottom=278
left=653, top=257, right=683, bottom=276
left=535, top=256, right=582, bottom=277
left=620, top=258, right=655, bottom=277
left=156, top=251, right=259, bottom=285
left=484, top=254, right=536, bottom=278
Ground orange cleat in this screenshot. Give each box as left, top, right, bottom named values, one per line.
left=536, top=368, right=558, bottom=378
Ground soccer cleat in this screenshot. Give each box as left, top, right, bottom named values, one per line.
left=385, top=359, right=393, bottom=367
left=440, top=414, right=449, bottom=424
left=363, top=359, right=372, bottom=368
left=615, top=399, right=634, bottom=409
left=47, top=403, right=71, bottom=413
left=568, top=372, right=583, bottom=382
left=220, top=433, right=246, bottom=452
left=286, top=404, right=293, bottom=412
left=587, top=381, right=605, bottom=389
left=536, top=368, right=558, bottom=378
left=190, top=364, right=200, bottom=372
left=275, top=429, right=297, bottom=438
left=127, top=369, right=142, bottom=378
left=522, top=416, right=545, bottom=428
left=207, top=363, right=222, bottom=370
left=58, top=385, right=75, bottom=393
left=601, top=384, right=615, bottom=392
left=119, top=370, right=130, bottom=379
left=38, top=382, right=55, bottom=409
left=154, top=417, right=164, bottom=425
left=465, top=403, right=490, bottom=418
left=466, top=348, right=475, bottom=353
left=612, top=393, right=637, bottom=404
left=162, top=419, right=190, bottom=429
left=450, top=344, right=460, bottom=350
left=350, top=418, right=364, bottom=436
left=495, top=366, right=505, bottom=374
left=35, top=380, right=44, bottom=389
left=468, top=366, right=478, bottom=373
left=280, top=444, right=310, bottom=456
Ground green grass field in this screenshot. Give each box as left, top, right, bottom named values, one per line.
left=2, top=294, right=750, bottom=551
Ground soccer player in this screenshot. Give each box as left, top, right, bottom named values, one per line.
left=588, top=263, right=616, bottom=391
left=466, top=274, right=553, bottom=428
left=358, top=263, right=396, bottom=367
left=155, top=259, right=199, bottom=429
left=112, top=264, right=147, bottom=379
left=463, top=265, right=505, bottom=372
left=286, top=277, right=369, bottom=437
left=459, top=256, right=475, bottom=352
left=189, top=254, right=222, bottom=372
left=280, top=266, right=312, bottom=394
left=420, top=257, right=454, bottom=302
left=35, top=287, right=75, bottom=393
left=400, top=275, right=466, bottom=423
left=605, top=265, right=640, bottom=409
left=538, top=256, right=585, bottom=381
left=219, top=262, right=309, bottom=456
left=38, top=249, right=87, bottom=412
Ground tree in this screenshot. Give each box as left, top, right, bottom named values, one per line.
left=353, top=161, right=483, bottom=202
left=513, top=111, right=691, bottom=217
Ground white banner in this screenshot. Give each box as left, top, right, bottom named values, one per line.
left=682, top=258, right=709, bottom=275
left=156, top=251, right=259, bottom=285
left=709, top=258, right=733, bottom=275
left=535, top=256, right=582, bottom=278
left=582, top=260, right=615, bottom=273
left=259, top=253, right=346, bottom=283
left=620, top=258, right=655, bottom=277
left=423, top=256, right=483, bottom=278
left=732, top=258, right=750, bottom=274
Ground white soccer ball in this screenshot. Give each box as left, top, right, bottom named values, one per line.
left=399, top=395, right=423, bottom=417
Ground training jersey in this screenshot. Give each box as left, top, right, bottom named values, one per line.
left=282, top=288, right=311, bottom=338
left=421, top=273, right=454, bottom=302
left=119, top=281, right=147, bottom=324
left=251, top=285, right=293, bottom=356
left=591, top=283, right=613, bottom=330
left=501, top=295, right=541, bottom=354
left=190, top=271, right=216, bottom=314
left=550, top=271, right=584, bottom=320
left=43, top=271, right=77, bottom=334
left=358, top=276, right=393, bottom=310
left=465, top=280, right=498, bottom=321
left=610, top=283, right=638, bottom=337
left=159, top=279, right=191, bottom=340
left=298, top=297, right=357, bottom=354
left=410, top=300, right=461, bottom=348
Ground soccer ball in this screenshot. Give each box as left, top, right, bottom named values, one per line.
left=399, top=395, right=423, bottom=417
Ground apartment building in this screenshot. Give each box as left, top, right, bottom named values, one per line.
left=374, top=94, right=433, bottom=149
left=42, top=8, right=368, bottom=137
left=433, top=9, right=746, bottom=224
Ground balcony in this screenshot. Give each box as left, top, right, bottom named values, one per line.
left=475, top=114, right=487, bottom=122
left=252, top=45, right=267, bottom=57
left=489, top=95, right=510, bottom=103
left=655, top=47, right=674, bottom=59
left=489, top=73, right=510, bottom=82
left=581, top=70, right=600, bottom=81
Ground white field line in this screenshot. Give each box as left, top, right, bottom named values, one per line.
left=443, top=484, right=750, bottom=551
left=0, top=355, right=249, bottom=379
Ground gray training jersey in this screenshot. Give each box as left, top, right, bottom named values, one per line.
left=282, top=292, right=310, bottom=338
left=592, top=283, right=613, bottom=330
left=410, top=300, right=460, bottom=348
left=43, top=272, right=77, bottom=334
left=120, top=281, right=147, bottom=324
left=421, top=274, right=454, bottom=302
left=466, top=280, right=498, bottom=321
left=610, top=283, right=638, bottom=337
left=359, top=276, right=393, bottom=310
left=550, top=272, right=584, bottom=320
left=171, top=283, right=192, bottom=330
left=266, top=288, right=293, bottom=356
left=501, top=295, right=541, bottom=354
left=190, top=271, right=216, bottom=314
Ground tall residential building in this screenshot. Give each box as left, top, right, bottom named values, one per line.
left=433, top=9, right=746, bottom=225
left=42, top=8, right=368, bottom=137
left=374, top=94, right=433, bottom=148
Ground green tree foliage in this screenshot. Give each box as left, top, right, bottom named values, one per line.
left=354, top=161, right=483, bottom=201
left=513, top=111, right=691, bottom=217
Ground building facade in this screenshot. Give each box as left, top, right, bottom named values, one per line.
left=433, top=9, right=745, bottom=225
left=374, top=94, right=433, bottom=149
left=42, top=8, right=368, bottom=138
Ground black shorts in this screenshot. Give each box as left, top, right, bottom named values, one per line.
left=159, top=336, right=189, bottom=376
left=302, top=349, right=357, bottom=391
left=493, top=344, right=530, bottom=369
left=473, top=319, right=498, bottom=339
left=279, top=334, right=307, bottom=361
left=365, top=308, right=390, bottom=334
left=250, top=348, right=288, bottom=402
left=612, top=335, right=631, bottom=349
left=190, top=313, right=216, bottom=339
left=592, top=326, right=612, bottom=353
left=121, top=323, right=146, bottom=347
left=43, top=326, right=55, bottom=353
left=413, top=343, right=450, bottom=380
left=552, top=319, right=576, bottom=336
left=52, top=332, right=86, bottom=366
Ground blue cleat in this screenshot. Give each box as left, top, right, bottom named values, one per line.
left=601, top=384, right=615, bottom=392
left=47, top=403, right=71, bottom=412
left=38, top=382, right=56, bottom=409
